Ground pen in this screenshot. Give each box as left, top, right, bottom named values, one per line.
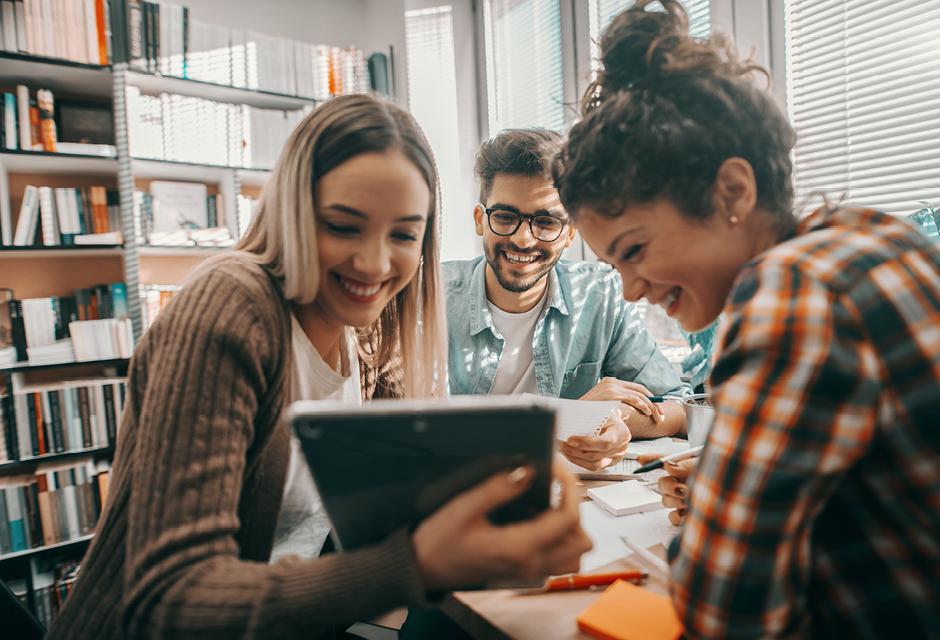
left=620, top=536, right=671, bottom=580
left=516, top=571, right=648, bottom=594
left=634, top=445, right=705, bottom=473
left=648, top=395, right=683, bottom=403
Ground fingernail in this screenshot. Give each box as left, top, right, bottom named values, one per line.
left=508, top=466, right=532, bottom=485
left=676, top=486, right=687, bottom=498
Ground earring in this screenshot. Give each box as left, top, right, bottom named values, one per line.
left=729, top=215, right=740, bottom=225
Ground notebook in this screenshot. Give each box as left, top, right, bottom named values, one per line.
left=587, top=480, right=663, bottom=517
left=577, top=580, right=682, bottom=640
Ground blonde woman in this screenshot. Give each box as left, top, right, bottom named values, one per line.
left=49, top=94, right=591, bottom=640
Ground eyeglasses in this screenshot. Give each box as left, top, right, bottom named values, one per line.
left=481, top=206, right=568, bottom=242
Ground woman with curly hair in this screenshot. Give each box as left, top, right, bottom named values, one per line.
left=554, top=1, right=940, bottom=637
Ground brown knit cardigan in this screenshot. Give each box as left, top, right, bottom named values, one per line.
left=46, top=254, right=427, bottom=639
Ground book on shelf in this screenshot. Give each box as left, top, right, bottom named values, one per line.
left=4, top=282, right=131, bottom=364
left=140, top=283, right=177, bottom=329
left=0, top=0, right=110, bottom=64
left=9, top=184, right=120, bottom=246
left=124, top=0, right=369, bottom=99
left=136, top=181, right=232, bottom=246
left=0, top=459, right=112, bottom=555
left=54, top=141, right=117, bottom=157
left=2, top=377, right=125, bottom=460
left=126, top=85, right=307, bottom=168
left=29, top=556, right=81, bottom=628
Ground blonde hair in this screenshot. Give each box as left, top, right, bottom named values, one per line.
left=235, top=94, right=447, bottom=398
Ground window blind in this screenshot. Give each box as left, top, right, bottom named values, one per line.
left=483, top=0, right=566, bottom=132
left=589, top=0, right=711, bottom=68
left=786, top=0, right=940, bottom=215
left=405, top=6, right=461, bottom=213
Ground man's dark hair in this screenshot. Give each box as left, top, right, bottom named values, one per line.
left=475, top=128, right=563, bottom=203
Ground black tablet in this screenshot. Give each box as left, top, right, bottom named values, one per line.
left=289, top=396, right=555, bottom=552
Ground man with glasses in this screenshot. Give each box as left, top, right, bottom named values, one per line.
left=444, top=129, right=689, bottom=471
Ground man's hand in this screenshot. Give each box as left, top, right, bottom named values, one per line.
left=559, top=410, right=631, bottom=471
left=637, top=453, right=697, bottom=525
left=412, top=466, right=593, bottom=590
left=580, top=377, right=664, bottom=423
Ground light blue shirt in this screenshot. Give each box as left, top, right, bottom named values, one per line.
left=443, top=257, right=691, bottom=399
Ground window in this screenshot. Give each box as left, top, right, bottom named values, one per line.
left=589, top=0, right=711, bottom=68
left=483, top=0, right=566, bottom=133
left=786, top=0, right=940, bottom=215
left=405, top=6, right=461, bottom=215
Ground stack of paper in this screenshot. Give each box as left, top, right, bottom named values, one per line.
left=588, top=480, right=663, bottom=517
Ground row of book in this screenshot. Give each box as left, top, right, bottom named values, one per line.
left=0, top=377, right=124, bottom=462
left=140, top=282, right=176, bottom=329
left=126, top=86, right=307, bottom=169
left=0, top=0, right=111, bottom=64
left=6, top=555, right=82, bottom=628
left=134, top=180, right=230, bottom=246
left=9, top=184, right=121, bottom=246
left=1, top=84, right=57, bottom=152
left=0, top=459, right=111, bottom=555
left=127, top=0, right=370, bottom=98
left=1, top=283, right=131, bottom=366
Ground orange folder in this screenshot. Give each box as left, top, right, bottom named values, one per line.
left=576, top=580, right=682, bottom=640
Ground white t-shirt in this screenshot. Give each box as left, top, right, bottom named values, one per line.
left=270, top=316, right=361, bottom=562
left=487, top=296, right=546, bottom=395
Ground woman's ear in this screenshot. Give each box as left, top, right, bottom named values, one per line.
left=714, top=158, right=757, bottom=225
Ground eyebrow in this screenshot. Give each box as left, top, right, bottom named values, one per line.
left=325, top=203, right=426, bottom=223
left=606, top=226, right=643, bottom=258
left=488, top=202, right=568, bottom=220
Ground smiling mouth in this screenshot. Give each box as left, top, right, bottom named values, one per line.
left=660, top=287, right=681, bottom=316
left=502, top=249, right=540, bottom=265
left=334, top=273, right=387, bottom=302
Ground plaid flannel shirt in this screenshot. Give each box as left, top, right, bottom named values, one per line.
left=670, top=208, right=940, bottom=638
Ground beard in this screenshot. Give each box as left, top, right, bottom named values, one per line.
left=483, top=241, right=563, bottom=293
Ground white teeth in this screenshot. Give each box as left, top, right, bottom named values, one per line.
left=504, top=251, right=538, bottom=264
left=661, top=287, right=680, bottom=310
left=339, top=277, right=382, bottom=297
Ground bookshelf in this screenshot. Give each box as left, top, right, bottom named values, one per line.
left=1, top=1, right=385, bottom=623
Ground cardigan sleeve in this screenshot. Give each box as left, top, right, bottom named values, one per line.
left=121, top=266, right=428, bottom=639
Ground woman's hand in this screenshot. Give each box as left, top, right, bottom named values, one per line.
left=559, top=410, right=631, bottom=471
left=580, top=377, right=664, bottom=423
left=412, top=466, right=593, bottom=591
left=637, top=453, right=697, bottom=525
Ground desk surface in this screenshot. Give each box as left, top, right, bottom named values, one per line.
left=442, top=496, right=679, bottom=640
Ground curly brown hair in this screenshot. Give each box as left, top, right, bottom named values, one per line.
left=554, top=0, right=797, bottom=236
left=475, top=128, right=563, bottom=203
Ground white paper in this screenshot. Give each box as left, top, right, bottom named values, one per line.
left=521, top=393, right=619, bottom=440
left=578, top=501, right=681, bottom=572
left=587, top=480, right=663, bottom=516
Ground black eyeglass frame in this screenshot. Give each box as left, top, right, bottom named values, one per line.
left=480, top=205, right=569, bottom=242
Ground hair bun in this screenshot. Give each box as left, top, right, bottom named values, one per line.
left=597, top=0, right=688, bottom=91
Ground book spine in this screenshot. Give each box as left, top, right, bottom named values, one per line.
left=2, top=92, right=16, bottom=150
left=25, top=481, right=43, bottom=547
left=8, top=300, right=27, bottom=361
left=1, top=392, right=17, bottom=461
left=94, top=0, right=107, bottom=63
left=77, top=385, right=92, bottom=448
left=26, top=391, right=40, bottom=456
left=47, top=388, right=63, bottom=453
left=0, top=487, right=11, bottom=553
left=36, top=88, right=56, bottom=152
left=15, top=84, right=30, bottom=150
left=102, top=382, right=115, bottom=444
left=5, top=485, right=27, bottom=551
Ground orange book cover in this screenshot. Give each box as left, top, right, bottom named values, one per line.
left=94, top=0, right=109, bottom=64
left=33, top=392, right=47, bottom=456
left=577, top=580, right=682, bottom=640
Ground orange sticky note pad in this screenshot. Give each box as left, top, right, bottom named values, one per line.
left=577, top=579, right=682, bottom=640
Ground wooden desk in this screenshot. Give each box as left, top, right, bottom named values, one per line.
left=441, top=499, right=678, bottom=640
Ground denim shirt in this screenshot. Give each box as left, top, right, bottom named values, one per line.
left=443, top=257, right=691, bottom=399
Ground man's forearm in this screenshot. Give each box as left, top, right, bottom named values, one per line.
left=626, top=401, right=685, bottom=438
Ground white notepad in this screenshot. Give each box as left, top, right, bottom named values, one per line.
left=587, top=480, right=663, bottom=517
left=520, top=393, right=619, bottom=440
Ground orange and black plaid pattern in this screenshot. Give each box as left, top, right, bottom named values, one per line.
left=670, top=207, right=940, bottom=638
